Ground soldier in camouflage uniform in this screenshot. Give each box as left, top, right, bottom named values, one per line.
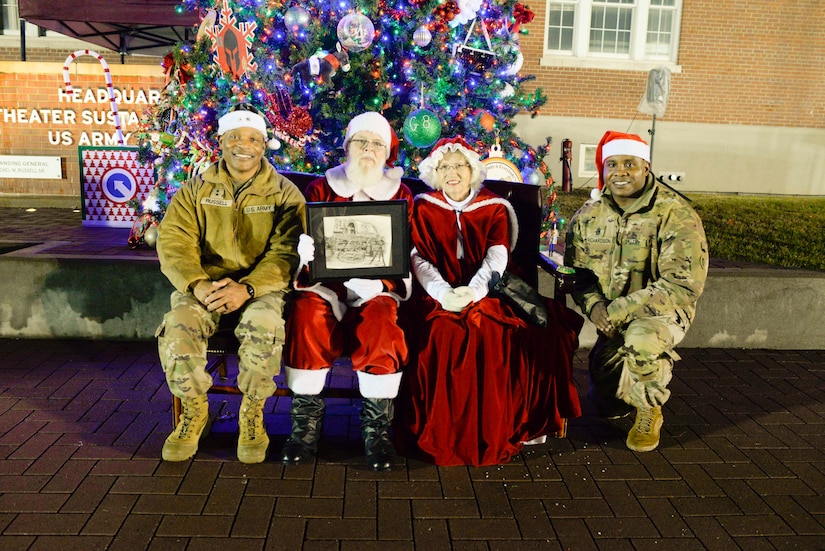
left=565, top=131, right=708, bottom=452
left=156, top=104, right=306, bottom=463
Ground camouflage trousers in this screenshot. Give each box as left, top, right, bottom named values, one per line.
left=156, top=290, right=286, bottom=400
left=588, top=313, right=688, bottom=412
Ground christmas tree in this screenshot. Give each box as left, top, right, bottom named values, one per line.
left=131, top=0, right=560, bottom=247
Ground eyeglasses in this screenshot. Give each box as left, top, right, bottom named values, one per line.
left=436, top=163, right=470, bottom=174
left=349, top=138, right=386, bottom=151
left=223, top=134, right=265, bottom=148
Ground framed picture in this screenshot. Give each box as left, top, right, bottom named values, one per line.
left=578, top=144, right=598, bottom=178
left=306, top=200, right=410, bottom=282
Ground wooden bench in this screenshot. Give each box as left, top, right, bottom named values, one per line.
left=172, top=171, right=577, bottom=431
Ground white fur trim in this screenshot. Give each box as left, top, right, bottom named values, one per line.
left=417, top=192, right=519, bottom=251
left=325, top=164, right=403, bottom=201
left=217, top=110, right=267, bottom=138
left=521, top=435, right=547, bottom=445
left=602, top=139, right=650, bottom=163
left=357, top=370, right=403, bottom=399
left=344, top=112, right=392, bottom=158
left=285, top=366, right=330, bottom=395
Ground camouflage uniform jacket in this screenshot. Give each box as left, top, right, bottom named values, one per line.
left=565, top=174, right=708, bottom=328
left=157, top=159, right=306, bottom=298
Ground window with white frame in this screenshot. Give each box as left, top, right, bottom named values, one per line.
left=543, top=0, right=682, bottom=71
left=1, top=0, right=20, bottom=33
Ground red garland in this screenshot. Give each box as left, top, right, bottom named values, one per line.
left=377, top=0, right=407, bottom=20
left=263, top=88, right=313, bottom=137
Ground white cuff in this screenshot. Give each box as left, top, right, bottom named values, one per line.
left=356, top=370, right=403, bottom=399
left=285, top=366, right=330, bottom=395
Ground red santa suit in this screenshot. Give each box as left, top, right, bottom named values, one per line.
left=394, top=187, right=583, bottom=466
left=284, top=164, right=413, bottom=397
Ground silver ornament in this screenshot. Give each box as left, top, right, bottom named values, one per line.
left=413, top=26, right=432, bottom=48
left=284, top=7, right=311, bottom=33
left=522, top=168, right=543, bottom=186
left=143, top=225, right=159, bottom=248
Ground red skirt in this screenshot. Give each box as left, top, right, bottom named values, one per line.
left=394, top=296, right=582, bottom=466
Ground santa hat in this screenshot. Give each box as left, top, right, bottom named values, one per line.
left=593, top=130, right=650, bottom=198
left=217, top=104, right=281, bottom=150
left=343, top=111, right=400, bottom=167
left=418, top=136, right=486, bottom=189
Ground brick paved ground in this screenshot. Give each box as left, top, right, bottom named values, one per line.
left=0, top=339, right=823, bottom=550
left=1, top=207, right=823, bottom=548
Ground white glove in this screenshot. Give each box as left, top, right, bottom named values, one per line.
left=344, top=278, right=384, bottom=301
left=297, top=233, right=315, bottom=266
left=440, top=286, right=475, bottom=312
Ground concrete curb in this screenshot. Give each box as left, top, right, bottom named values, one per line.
left=539, top=267, right=825, bottom=350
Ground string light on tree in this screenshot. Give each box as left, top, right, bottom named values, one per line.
left=134, top=0, right=558, bottom=246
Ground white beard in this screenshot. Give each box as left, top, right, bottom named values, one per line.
left=345, top=159, right=384, bottom=190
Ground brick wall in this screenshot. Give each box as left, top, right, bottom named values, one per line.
left=2, top=1, right=823, bottom=202
left=0, top=58, right=165, bottom=199
left=518, top=0, right=825, bottom=128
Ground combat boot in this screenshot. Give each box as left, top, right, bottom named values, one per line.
left=361, top=397, right=395, bottom=471
left=163, top=394, right=209, bottom=462
left=626, top=406, right=663, bottom=452
left=281, top=394, right=326, bottom=465
left=237, top=395, right=269, bottom=464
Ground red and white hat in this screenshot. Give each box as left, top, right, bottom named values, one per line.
left=343, top=111, right=400, bottom=167
left=418, top=136, right=486, bottom=189
left=595, top=130, right=650, bottom=191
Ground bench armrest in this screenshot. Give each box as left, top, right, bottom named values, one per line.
left=537, top=251, right=577, bottom=297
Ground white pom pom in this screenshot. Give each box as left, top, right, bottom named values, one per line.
left=590, top=187, right=602, bottom=201
left=267, top=137, right=281, bottom=150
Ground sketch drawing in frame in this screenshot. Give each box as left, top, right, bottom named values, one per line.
left=305, top=200, right=410, bottom=282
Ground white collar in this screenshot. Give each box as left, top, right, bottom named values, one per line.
left=444, top=188, right=479, bottom=211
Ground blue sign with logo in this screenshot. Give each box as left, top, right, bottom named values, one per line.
left=100, top=167, right=138, bottom=203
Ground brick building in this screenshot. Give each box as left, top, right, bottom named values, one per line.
left=1, top=0, right=823, bottom=207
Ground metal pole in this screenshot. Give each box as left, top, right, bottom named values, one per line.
left=20, top=20, right=26, bottom=61
left=648, top=114, right=656, bottom=168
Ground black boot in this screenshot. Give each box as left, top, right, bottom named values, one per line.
left=281, top=394, right=325, bottom=465
left=360, top=397, right=395, bottom=471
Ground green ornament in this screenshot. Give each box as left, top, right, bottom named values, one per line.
left=403, top=108, right=442, bottom=148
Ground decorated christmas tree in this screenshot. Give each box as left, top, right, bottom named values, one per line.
left=131, top=0, right=560, bottom=247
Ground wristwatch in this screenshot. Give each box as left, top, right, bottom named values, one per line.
left=245, top=284, right=255, bottom=299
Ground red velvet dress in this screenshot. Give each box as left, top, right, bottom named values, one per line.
left=284, top=174, right=413, bottom=374
left=394, top=188, right=582, bottom=466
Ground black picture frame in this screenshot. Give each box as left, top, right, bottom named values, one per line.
left=306, top=200, right=410, bottom=282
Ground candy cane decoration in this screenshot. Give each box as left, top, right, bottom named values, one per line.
left=63, top=50, right=125, bottom=146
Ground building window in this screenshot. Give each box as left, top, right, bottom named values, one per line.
left=543, top=0, right=682, bottom=71
left=1, top=0, right=19, bottom=34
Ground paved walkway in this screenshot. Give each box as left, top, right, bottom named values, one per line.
left=0, top=339, right=823, bottom=550
left=1, top=207, right=824, bottom=548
